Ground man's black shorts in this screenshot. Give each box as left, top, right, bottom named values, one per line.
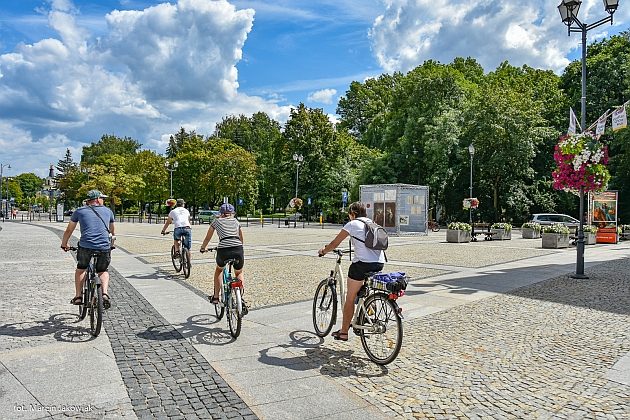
left=77, top=246, right=111, bottom=272
left=216, top=246, right=244, bottom=270
left=348, top=261, right=384, bottom=281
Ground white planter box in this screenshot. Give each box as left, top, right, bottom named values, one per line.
left=584, top=232, right=597, bottom=245
left=542, top=233, right=570, bottom=249
left=490, top=228, right=512, bottom=240
left=521, top=228, right=541, bottom=239
left=446, top=229, right=470, bottom=243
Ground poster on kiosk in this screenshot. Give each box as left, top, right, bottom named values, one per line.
left=590, top=191, right=618, bottom=244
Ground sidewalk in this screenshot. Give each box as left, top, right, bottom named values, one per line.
left=1, top=221, right=629, bottom=419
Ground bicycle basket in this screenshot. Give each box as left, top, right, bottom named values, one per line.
left=370, top=272, right=409, bottom=293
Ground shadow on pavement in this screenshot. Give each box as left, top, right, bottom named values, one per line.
left=0, top=313, right=96, bottom=343
left=137, top=314, right=234, bottom=346
left=406, top=259, right=630, bottom=315
left=258, top=330, right=388, bottom=379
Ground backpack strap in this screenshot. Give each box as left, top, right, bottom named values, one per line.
left=350, top=218, right=368, bottom=243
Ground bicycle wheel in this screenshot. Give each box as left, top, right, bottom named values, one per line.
left=89, top=281, right=104, bottom=337
left=226, top=289, right=242, bottom=338
left=182, top=248, right=191, bottom=279
left=312, top=278, right=337, bottom=337
left=214, top=286, right=224, bottom=320
left=359, top=293, right=402, bottom=365
left=171, top=244, right=182, bottom=272
left=78, top=273, right=89, bottom=320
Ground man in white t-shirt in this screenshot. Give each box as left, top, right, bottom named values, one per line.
left=318, top=201, right=385, bottom=342
left=161, top=199, right=191, bottom=257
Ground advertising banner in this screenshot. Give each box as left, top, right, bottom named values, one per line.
left=590, top=191, right=618, bottom=244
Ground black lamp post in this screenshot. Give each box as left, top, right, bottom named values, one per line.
left=558, top=0, right=620, bottom=279
left=165, top=160, right=178, bottom=198
left=0, top=163, right=10, bottom=219
left=468, top=144, right=475, bottom=225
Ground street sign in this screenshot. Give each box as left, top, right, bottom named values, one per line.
left=307, top=197, right=312, bottom=205
left=342, top=191, right=348, bottom=204
left=238, top=198, right=244, bottom=205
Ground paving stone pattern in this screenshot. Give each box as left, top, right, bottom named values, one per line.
left=40, top=226, right=257, bottom=420
left=97, top=270, right=258, bottom=419
left=305, top=259, right=630, bottom=419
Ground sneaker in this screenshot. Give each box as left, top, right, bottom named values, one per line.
left=241, top=299, right=249, bottom=316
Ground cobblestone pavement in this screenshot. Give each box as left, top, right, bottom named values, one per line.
left=0, top=223, right=135, bottom=418
left=111, top=224, right=567, bottom=310
left=49, top=226, right=257, bottom=419
left=300, top=259, right=630, bottom=419
left=10, top=220, right=630, bottom=419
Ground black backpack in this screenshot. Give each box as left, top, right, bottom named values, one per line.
left=353, top=218, right=389, bottom=250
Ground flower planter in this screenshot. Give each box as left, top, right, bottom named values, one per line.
left=542, top=233, right=569, bottom=249
left=584, top=232, right=597, bottom=245
left=490, top=228, right=511, bottom=240
left=521, top=228, right=541, bottom=239
left=446, top=229, right=470, bottom=243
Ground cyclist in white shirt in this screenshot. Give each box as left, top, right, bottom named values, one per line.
left=161, top=199, right=191, bottom=257
left=318, top=201, right=385, bottom=341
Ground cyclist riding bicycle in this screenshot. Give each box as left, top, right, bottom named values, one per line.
left=61, top=189, right=115, bottom=309
left=200, top=203, right=248, bottom=314
left=161, top=198, right=192, bottom=258
left=318, top=201, right=385, bottom=341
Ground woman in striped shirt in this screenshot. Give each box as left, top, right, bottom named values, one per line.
left=200, top=203, right=247, bottom=312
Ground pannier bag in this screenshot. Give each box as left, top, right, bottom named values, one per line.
left=370, top=272, right=408, bottom=293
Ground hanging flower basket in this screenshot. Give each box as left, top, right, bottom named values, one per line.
left=462, top=198, right=479, bottom=209
left=552, top=132, right=610, bottom=194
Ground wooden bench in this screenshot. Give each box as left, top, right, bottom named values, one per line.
left=471, top=231, right=495, bottom=241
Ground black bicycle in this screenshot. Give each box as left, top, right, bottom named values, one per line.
left=69, top=247, right=105, bottom=337
left=162, top=231, right=191, bottom=279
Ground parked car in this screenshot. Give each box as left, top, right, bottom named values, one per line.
left=529, top=213, right=580, bottom=229
left=197, top=209, right=220, bottom=224
left=63, top=209, right=74, bottom=216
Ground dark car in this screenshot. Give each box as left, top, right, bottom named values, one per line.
left=63, top=209, right=74, bottom=216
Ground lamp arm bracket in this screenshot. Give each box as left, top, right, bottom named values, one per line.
left=586, top=16, right=613, bottom=32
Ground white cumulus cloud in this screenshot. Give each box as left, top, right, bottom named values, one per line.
left=307, top=88, right=337, bottom=104
left=0, top=0, right=291, bottom=175
left=369, top=0, right=630, bottom=73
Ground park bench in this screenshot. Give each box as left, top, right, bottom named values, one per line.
left=470, top=222, right=495, bottom=241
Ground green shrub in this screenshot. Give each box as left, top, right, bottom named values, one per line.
left=542, top=223, right=570, bottom=234
left=521, top=222, right=541, bottom=232
left=448, top=222, right=471, bottom=231
left=582, top=225, right=598, bottom=233
left=491, top=222, right=512, bottom=232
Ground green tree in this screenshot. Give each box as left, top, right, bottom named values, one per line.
left=15, top=173, right=43, bottom=198
left=82, top=135, right=141, bottom=164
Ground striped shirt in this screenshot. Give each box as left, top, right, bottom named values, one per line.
left=211, top=217, right=242, bottom=248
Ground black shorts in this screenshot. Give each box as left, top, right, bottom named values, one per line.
left=348, top=261, right=384, bottom=281
left=216, top=246, right=244, bottom=270
left=77, top=246, right=111, bottom=272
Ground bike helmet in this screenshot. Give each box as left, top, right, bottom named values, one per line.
left=220, top=203, right=235, bottom=214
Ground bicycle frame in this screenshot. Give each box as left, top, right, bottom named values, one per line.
left=328, top=250, right=384, bottom=332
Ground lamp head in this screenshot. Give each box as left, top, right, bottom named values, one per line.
left=603, top=0, right=619, bottom=14
left=558, top=0, right=581, bottom=25
left=468, top=144, right=475, bottom=157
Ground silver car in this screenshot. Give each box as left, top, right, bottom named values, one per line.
left=530, top=213, right=580, bottom=229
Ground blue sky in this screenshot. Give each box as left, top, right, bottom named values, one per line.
left=1, top=0, right=628, bottom=177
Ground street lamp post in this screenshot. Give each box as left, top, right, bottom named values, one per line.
left=0, top=163, right=11, bottom=219
left=165, top=161, right=178, bottom=198
left=468, top=144, right=475, bottom=225
left=292, top=154, right=304, bottom=229
left=292, top=153, right=304, bottom=199
left=558, top=0, right=620, bottom=279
